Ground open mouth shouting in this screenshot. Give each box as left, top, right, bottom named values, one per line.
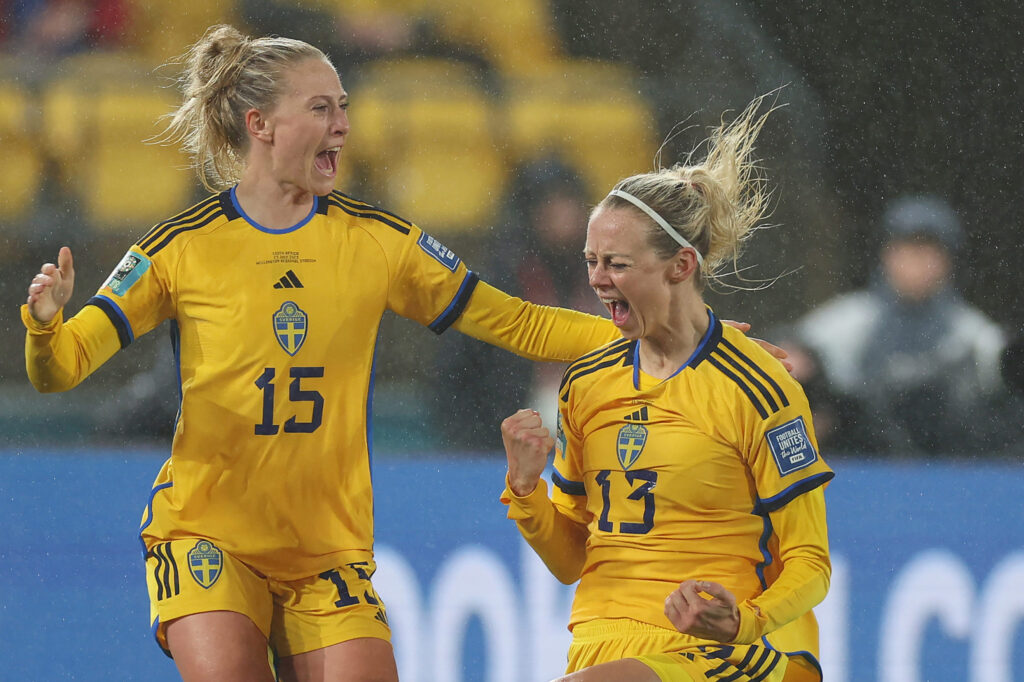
left=605, top=298, right=631, bottom=327
left=314, top=146, right=341, bottom=178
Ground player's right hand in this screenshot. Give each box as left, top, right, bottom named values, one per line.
left=27, top=246, right=75, bottom=324
left=500, top=409, right=554, bottom=497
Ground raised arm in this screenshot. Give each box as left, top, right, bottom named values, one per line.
left=23, top=247, right=122, bottom=392
left=499, top=409, right=589, bottom=584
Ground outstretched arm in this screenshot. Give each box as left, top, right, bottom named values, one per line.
left=453, top=281, right=619, bottom=362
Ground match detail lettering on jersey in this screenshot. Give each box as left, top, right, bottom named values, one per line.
left=274, top=301, right=308, bottom=355
left=187, top=540, right=223, bottom=589
left=417, top=232, right=460, bottom=272
left=616, top=423, right=648, bottom=470
left=766, top=416, right=818, bottom=476
left=104, top=251, right=151, bottom=297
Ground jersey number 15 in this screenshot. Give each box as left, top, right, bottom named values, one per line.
left=254, top=367, right=325, bottom=434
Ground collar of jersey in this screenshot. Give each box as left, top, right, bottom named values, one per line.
left=230, top=186, right=319, bottom=233
left=632, top=308, right=718, bottom=389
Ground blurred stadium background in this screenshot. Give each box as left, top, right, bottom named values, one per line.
left=1, top=1, right=1023, bottom=681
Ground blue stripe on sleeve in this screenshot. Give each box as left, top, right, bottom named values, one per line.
left=86, top=295, right=134, bottom=348
left=551, top=469, right=586, bottom=496
left=428, top=271, right=480, bottom=334
left=756, top=471, right=835, bottom=514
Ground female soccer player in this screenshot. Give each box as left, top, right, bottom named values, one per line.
left=22, top=24, right=628, bottom=682
left=500, top=96, right=833, bottom=682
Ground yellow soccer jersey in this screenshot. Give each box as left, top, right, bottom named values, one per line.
left=551, top=310, right=832, bottom=669
left=23, top=188, right=618, bottom=580
left=122, top=189, right=485, bottom=578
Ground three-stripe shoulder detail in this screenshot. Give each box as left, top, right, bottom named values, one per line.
left=707, top=338, right=790, bottom=420
left=137, top=195, right=227, bottom=257
left=559, top=339, right=634, bottom=401
left=326, top=191, right=412, bottom=235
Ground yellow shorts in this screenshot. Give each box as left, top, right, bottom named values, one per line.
left=144, top=538, right=390, bottom=658
left=567, top=619, right=789, bottom=682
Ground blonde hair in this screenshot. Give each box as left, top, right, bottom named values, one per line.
left=158, top=24, right=331, bottom=192
left=598, top=94, right=778, bottom=291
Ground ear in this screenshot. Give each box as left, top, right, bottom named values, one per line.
left=667, top=247, right=700, bottom=284
left=245, top=108, right=273, bottom=143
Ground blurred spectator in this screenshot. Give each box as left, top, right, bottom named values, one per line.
left=1, top=0, right=129, bottom=56
left=794, top=195, right=1021, bottom=456
left=434, top=156, right=605, bottom=451
left=766, top=329, right=876, bottom=456
left=237, top=0, right=491, bottom=77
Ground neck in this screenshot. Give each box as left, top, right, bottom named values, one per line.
left=637, top=293, right=710, bottom=380
left=235, top=168, right=316, bottom=229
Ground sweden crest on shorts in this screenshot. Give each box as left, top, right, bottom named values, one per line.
left=274, top=301, right=308, bottom=355
left=187, top=540, right=223, bottom=589
left=617, top=423, right=648, bottom=470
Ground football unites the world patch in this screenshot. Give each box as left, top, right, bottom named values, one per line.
left=617, top=423, right=648, bottom=470
left=104, top=250, right=151, bottom=297
left=766, top=416, right=818, bottom=476
left=187, top=540, right=223, bottom=589
left=417, top=232, right=460, bottom=271
left=274, top=301, right=308, bottom=355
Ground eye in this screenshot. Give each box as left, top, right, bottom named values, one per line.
left=313, top=104, right=329, bottom=113
left=609, top=262, right=628, bottom=271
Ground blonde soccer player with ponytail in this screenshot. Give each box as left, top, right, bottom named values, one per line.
left=501, top=96, right=833, bottom=682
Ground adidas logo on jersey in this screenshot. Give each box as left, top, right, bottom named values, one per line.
left=623, top=406, right=649, bottom=422
left=274, top=270, right=304, bottom=289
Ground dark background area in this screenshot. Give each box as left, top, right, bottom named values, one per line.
left=2, top=0, right=1022, bottom=451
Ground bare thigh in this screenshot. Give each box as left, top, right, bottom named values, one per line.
left=166, top=610, right=275, bottom=682
left=554, top=658, right=665, bottom=682
left=277, top=637, right=399, bottom=682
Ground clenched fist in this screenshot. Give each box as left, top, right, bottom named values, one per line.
left=500, top=409, right=554, bottom=497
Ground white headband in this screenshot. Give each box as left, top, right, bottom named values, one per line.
left=608, top=189, right=704, bottom=265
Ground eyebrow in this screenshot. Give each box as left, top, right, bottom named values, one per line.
left=583, top=249, right=631, bottom=259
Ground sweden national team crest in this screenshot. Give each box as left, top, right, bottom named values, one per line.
left=274, top=301, right=308, bottom=355
left=617, top=423, right=648, bottom=470
left=187, top=540, right=223, bottom=589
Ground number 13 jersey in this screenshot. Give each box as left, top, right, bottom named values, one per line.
left=552, top=310, right=834, bottom=631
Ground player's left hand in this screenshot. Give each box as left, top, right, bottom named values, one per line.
left=664, top=579, right=740, bottom=642
left=721, top=320, right=793, bottom=373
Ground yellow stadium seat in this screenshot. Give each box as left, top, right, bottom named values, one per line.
left=347, top=58, right=506, bottom=233
left=0, top=84, right=44, bottom=221
left=125, top=0, right=239, bottom=65
left=431, top=0, right=560, bottom=75
left=40, top=55, right=196, bottom=231
left=501, top=59, right=659, bottom=199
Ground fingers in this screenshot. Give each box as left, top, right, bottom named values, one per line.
left=502, top=409, right=553, bottom=497
left=694, top=580, right=733, bottom=605
left=721, top=319, right=752, bottom=332
left=502, top=409, right=550, bottom=442
left=750, top=337, right=795, bottom=374
left=58, top=246, right=75, bottom=281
